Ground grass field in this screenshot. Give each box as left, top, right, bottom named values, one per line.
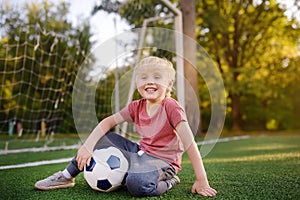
left=0, top=132, right=299, bottom=199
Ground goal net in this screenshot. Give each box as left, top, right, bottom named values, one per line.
left=1, top=24, right=86, bottom=135
left=1, top=1, right=225, bottom=145
left=0, top=1, right=186, bottom=138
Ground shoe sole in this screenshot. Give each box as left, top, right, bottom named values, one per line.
left=35, top=182, right=75, bottom=190
left=174, top=175, right=180, bottom=184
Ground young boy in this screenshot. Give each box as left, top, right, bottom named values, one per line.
left=35, top=56, right=217, bottom=197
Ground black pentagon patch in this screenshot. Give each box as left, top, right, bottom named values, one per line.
left=97, top=179, right=112, bottom=191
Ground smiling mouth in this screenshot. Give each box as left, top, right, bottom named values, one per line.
left=145, top=87, right=157, bottom=93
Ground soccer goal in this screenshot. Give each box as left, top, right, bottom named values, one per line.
left=0, top=1, right=186, bottom=138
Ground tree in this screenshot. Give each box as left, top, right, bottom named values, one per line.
left=179, top=0, right=201, bottom=135
left=196, top=0, right=300, bottom=130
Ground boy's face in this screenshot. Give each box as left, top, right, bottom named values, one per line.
left=135, top=67, right=172, bottom=102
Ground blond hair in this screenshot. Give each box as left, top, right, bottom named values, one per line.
left=134, top=56, right=175, bottom=97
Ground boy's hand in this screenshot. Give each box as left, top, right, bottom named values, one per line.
left=76, top=145, right=92, bottom=171
left=191, top=180, right=217, bottom=197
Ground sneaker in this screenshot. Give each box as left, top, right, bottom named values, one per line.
left=35, top=171, right=75, bottom=190
left=166, top=175, right=180, bottom=190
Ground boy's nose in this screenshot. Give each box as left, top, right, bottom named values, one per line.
left=146, top=82, right=155, bottom=85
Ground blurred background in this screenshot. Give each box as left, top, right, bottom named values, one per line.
left=0, top=0, right=299, bottom=137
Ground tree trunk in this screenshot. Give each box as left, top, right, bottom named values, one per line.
left=180, top=0, right=201, bottom=135
left=230, top=93, right=242, bottom=131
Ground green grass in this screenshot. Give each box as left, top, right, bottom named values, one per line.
left=0, top=133, right=299, bottom=199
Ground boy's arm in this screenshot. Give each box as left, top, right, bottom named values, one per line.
left=176, top=121, right=217, bottom=197
left=76, top=113, right=125, bottom=170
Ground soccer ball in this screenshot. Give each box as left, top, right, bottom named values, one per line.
left=84, top=146, right=129, bottom=192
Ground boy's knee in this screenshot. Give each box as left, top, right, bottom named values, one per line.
left=126, top=173, right=157, bottom=197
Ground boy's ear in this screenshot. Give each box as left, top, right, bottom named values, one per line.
left=169, top=80, right=174, bottom=87
left=167, top=80, right=174, bottom=93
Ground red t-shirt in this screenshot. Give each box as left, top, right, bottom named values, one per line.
left=119, top=97, right=187, bottom=172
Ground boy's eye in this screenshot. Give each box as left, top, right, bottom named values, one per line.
left=154, top=75, right=161, bottom=79
left=139, top=75, right=147, bottom=80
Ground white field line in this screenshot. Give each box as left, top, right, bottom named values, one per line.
left=0, top=143, right=81, bottom=155
left=0, top=135, right=250, bottom=170
left=0, top=158, right=73, bottom=170
left=196, top=135, right=250, bottom=145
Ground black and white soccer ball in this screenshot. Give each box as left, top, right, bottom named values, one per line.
left=84, top=146, right=129, bottom=192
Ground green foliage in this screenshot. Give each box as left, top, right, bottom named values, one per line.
left=94, top=0, right=300, bottom=131
left=93, top=0, right=174, bottom=29
left=1, top=0, right=299, bottom=134
left=196, top=0, right=300, bottom=130
left=0, top=0, right=94, bottom=133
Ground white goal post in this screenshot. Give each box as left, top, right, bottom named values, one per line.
left=160, top=0, right=185, bottom=109
left=119, top=0, right=185, bottom=136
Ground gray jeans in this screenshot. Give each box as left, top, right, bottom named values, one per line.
left=66, top=132, right=176, bottom=197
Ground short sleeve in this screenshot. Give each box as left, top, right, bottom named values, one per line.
left=119, top=105, right=133, bottom=123
left=119, top=100, right=140, bottom=123
left=165, top=98, right=187, bottom=129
